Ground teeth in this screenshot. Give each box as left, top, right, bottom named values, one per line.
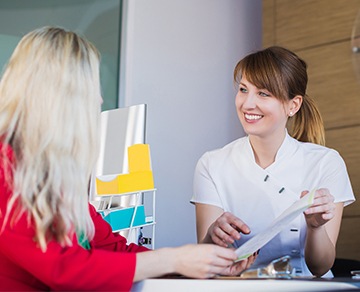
left=245, top=114, right=262, bottom=120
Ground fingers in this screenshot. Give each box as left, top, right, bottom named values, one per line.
left=302, top=188, right=337, bottom=228
left=211, top=231, right=230, bottom=247
left=230, top=216, right=251, bottom=234
left=300, top=190, right=309, bottom=198
left=175, top=244, right=238, bottom=279
left=227, top=260, right=248, bottom=275
left=210, top=212, right=250, bottom=246
left=304, top=188, right=335, bottom=215
left=213, top=220, right=240, bottom=244
left=321, top=212, right=335, bottom=221
left=219, top=251, right=258, bottom=276
left=197, top=245, right=238, bottom=278
left=304, top=200, right=335, bottom=215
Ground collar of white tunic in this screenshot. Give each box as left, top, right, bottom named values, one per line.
left=244, top=130, right=299, bottom=171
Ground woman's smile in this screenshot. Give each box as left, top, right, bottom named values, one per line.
left=244, top=113, right=263, bottom=122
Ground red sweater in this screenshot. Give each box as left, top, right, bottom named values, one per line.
left=0, top=143, right=148, bottom=291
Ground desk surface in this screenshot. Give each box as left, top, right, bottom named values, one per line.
left=132, top=278, right=360, bottom=291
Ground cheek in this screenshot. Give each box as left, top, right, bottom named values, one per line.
left=235, top=93, right=242, bottom=108
left=235, top=95, right=245, bottom=122
left=266, top=101, right=287, bottom=117
left=271, top=108, right=289, bottom=126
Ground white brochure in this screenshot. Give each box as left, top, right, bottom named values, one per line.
left=235, top=190, right=315, bottom=262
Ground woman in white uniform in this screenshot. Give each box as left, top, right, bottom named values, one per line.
left=191, top=46, right=355, bottom=277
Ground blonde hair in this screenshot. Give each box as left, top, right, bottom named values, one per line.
left=0, top=26, right=101, bottom=250
left=234, top=46, right=325, bottom=146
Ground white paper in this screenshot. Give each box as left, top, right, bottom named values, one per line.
left=235, top=190, right=315, bottom=262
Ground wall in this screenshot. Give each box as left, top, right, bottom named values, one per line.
left=119, top=0, right=262, bottom=247
left=264, top=0, right=360, bottom=260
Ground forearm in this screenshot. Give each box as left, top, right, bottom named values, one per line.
left=134, top=243, right=238, bottom=281
left=195, top=203, right=223, bottom=244
left=305, top=225, right=335, bottom=277
left=134, top=248, right=176, bottom=282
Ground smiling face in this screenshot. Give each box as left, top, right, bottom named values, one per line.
left=235, top=75, right=292, bottom=140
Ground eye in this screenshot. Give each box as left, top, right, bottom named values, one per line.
left=259, top=91, right=271, bottom=97
left=239, top=86, right=248, bottom=93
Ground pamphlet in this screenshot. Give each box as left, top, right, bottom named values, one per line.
left=235, top=190, right=315, bottom=262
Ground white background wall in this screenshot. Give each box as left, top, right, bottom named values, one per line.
left=120, top=0, right=262, bottom=248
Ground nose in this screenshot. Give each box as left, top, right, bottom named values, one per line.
left=241, top=92, right=256, bottom=109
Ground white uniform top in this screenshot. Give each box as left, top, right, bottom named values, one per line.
left=191, top=133, right=355, bottom=277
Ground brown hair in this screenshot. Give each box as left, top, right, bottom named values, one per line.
left=234, top=46, right=325, bottom=146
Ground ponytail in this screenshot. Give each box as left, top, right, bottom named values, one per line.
left=289, top=94, right=325, bottom=146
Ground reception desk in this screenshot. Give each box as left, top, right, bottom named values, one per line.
left=132, top=277, right=360, bottom=291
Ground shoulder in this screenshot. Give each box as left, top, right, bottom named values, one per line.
left=295, top=139, right=345, bottom=166
left=297, top=140, right=340, bottom=156
left=195, top=137, right=248, bottom=176
left=199, top=136, right=247, bottom=162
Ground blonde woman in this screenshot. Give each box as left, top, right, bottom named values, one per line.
left=191, top=46, right=355, bottom=278
left=0, top=27, right=255, bottom=291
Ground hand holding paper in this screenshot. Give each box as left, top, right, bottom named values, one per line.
left=302, top=188, right=336, bottom=229
left=235, top=190, right=315, bottom=262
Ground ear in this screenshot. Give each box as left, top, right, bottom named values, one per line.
left=288, top=95, right=303, bottom=117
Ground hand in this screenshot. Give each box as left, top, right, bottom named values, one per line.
left=207, top=212, right=250, bottom=247
left=173, top=244, right=238, bottom=278
left=302, top=188, right=336, bottom=229
left=134, top=244, right=239, bottom=281
left=220, top=251, right=258, bottom=276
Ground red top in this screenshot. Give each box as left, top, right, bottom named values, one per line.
left=0, top=143, right=149, bottom=291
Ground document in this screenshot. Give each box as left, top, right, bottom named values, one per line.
left=235, top=190, right=315, bottom=262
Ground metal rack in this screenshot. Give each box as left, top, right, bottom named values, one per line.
left=96, top=189, right=156, bottom=249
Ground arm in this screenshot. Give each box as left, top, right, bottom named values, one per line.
left=195, top=203, right=223, bottom=243
left=302, top=189, right=342, bottom=277
left=0, top=220, right=138, bottom=291
left=195, top=203, right=256, bottom=276
left=92, top=201, right=253, bottom=281
left=134, top=244, right=238, bottom=281
left=193, top=154, right=250, bottom=247
left=0, top=205, right=252, bottom=290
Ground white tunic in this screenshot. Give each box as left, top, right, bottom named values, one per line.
left=191, top=133, right=355, bottom=277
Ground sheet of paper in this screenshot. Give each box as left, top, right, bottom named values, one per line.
left=235, top=190, right=315, bottom=262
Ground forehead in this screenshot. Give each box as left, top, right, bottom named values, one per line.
left=240, top=75, right=262, bottom=89
left=239, top=75, right=290, bottom=106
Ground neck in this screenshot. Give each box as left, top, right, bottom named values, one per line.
left=249, top=130, right=286, bottom=169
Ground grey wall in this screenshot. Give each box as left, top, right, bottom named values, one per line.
left=119, top=0, right=262, bottom=247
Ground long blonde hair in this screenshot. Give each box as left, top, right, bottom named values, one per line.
left=0, top=27, right=101, bottom=250
left=234, top=46, right=325, bottom=146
